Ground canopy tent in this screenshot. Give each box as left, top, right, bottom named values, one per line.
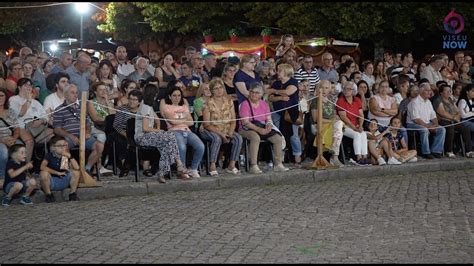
left=201, top=35, right=361, bottom=63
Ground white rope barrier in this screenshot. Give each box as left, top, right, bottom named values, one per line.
left=1, top=95, right=473, bottom=132
left=84, top=95, right=319, bottom=123
left=0, top=101, right=78, bottom=130
left=325, top=96, right=474, bottom=131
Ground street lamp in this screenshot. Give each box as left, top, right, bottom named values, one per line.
left=75, top=2, right=90, bottom=50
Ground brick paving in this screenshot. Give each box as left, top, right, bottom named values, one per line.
left=0, top=169, right=473, bottom=263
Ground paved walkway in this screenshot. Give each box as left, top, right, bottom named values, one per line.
left=0, top=167, right=473, bottom=263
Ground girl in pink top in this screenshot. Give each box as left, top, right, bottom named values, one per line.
left=160, top=87, right=205, bottom=178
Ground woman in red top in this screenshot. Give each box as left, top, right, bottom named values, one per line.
left=336, top=81, right=370, bottom=165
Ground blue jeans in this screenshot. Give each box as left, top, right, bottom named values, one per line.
left=173, top=130, right=205, bottom=170
left=271, top=112, right=282, bottom=129
left=407, top=122, right=446, bottom=154
left=0, top=144, right=7, bottom=179
left=291, top=125, right=302, bottom=156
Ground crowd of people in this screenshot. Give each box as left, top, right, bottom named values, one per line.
left=1, top=34, right=474, bottom=206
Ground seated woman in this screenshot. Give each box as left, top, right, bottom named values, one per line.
left=433, top=84, right=473, bottom=158
left=239, top=82, right=289, bottom=174
left=310, top=80, right=344, bottom=166
left=366, top=118, right=401, bottom=165
left=457, top=84, right=474, bottom=144
left=116, top=79, right=138, bottom=107
left=112, top=90, right=142, bottom=177
left=200, top=78, right=243, bottom=176
left=160, top=87, right=205, bottom=178
left=336, top=81, right=370, bottom=165
left=385, top=117, right=418, bottom=163
left=135, top=85, right=190, bottom=183
left=368, top=80, right=398, bottom=127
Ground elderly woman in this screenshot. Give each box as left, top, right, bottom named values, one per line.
left=8, top=78, right=53, bottom=162
left=233, top=54, right=262, bottom=105
left=239, top=82, right=289, bottom=174
left=368, top=80, right=398, bottom=127
left=200, top=78, right=243, bottom=176
left=268, top=63, right=302, bottom=166
left=112, top=90, right=142, bottom=177
left=336, top=81, right=370, bottom=165
left=135, top=85, right=190, bottom=182
left=434, top=84, right=473, bottom=158
left=160, top=87, right=205, bottom=178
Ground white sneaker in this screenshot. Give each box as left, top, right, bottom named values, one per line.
left=387, top=157, right=402, bottom=165
left=188, top=170, right=201, bottom=178
left=466, top=151, right=474, bottom=158
left=99, top=166, right=113, bottom=175
left=330, top=156, right=343, bottom=167
left=447, top=152, right=456, bottom=158
left=377, top=157, right=387, bottom=166
left=407, top=157, right=418, bottom=163
left=266, top=161, right=274, bottom=171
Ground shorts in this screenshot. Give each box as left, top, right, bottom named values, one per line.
left=49, top=172, right=72, bottom=191
left=65, top=136, right=97, bottom=151
left=4, top=180, right=30, bottom=195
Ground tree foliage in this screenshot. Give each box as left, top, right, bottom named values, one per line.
left=97, top=2, right=474, bottom=50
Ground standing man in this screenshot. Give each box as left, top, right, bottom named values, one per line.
left=203, top=53, right=217, bottom=80
left=115, top=46, right=135, bottom=82
left=317, top=52, right=339, bottom=83
left=294, top=55, right=321, bottom=95
left=65, top=53, right=91, bottom=93
left=51, top=52, right=73, bottom=74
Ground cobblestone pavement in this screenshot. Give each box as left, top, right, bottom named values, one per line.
left=0, top=169, right=473, bottom=263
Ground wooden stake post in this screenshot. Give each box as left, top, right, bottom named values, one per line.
left=78, top=91, right=102, bottom=187
left=310, top=87, right=333, bottom=169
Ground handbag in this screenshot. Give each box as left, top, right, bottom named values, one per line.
left=284, top=108, right=304, bottom=126
left=246, top=100, right=277, bottom=140
left=25, top=118, right=49, bottom=142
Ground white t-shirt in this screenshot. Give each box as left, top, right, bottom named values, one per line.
left=8, top=95, right=48, bottom=128
left=43, top=93, right=65, bottom=124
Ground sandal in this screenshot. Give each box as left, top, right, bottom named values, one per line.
left=143, top=169, right=154, bottom=177
left=225, top=167, right=241, bottom=175
left=177, top=164, right=191, bottom=180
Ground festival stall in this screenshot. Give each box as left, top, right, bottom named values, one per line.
left=201, top=35, right=361, bottom=63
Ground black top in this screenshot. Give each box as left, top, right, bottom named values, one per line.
left=3, top=160, right=26, bottom=191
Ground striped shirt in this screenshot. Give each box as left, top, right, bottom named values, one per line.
left=113, top=105, right=135, bottom=135
left=294, top=67, right=320, bottom=90
left=390, top=65, right=416, bottom=83
left=52, top=102, right=90, bottom=137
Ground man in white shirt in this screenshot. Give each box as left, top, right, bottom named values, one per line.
left=406, top=82, right=446, bottom=159
left=420, top=55, right=444, bottom=92
left=9, top=78, right=53, bottom=161
left=43, top=72, right=70, bottom=124
left=115, top=46, right=135, bottom=82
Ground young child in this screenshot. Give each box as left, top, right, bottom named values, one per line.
left=385, top=117, right=418, bottom=163
left=2, top=144, right=37, bottom=206
left=275, top=34, right=295, bottom=58
left=366, top=119, right=401, bottom=165
left=39, top=136, right=80, bottom=203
